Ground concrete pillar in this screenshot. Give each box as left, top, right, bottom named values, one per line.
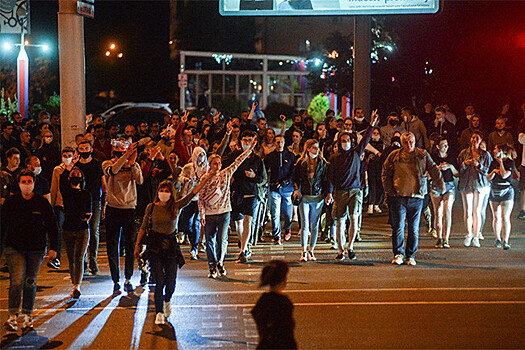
left=353, top=16, right=371, bottom=116
left=58, top=0, right=86, bottom=148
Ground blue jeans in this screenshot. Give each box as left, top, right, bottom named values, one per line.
left=5, top=247, right=45, bottom=315
left=179, top=200, right=200, bottom=251
left=387, top=196, right=424, bottom=259
left=269, top=184, right=294, bottom=240
left=204, top=212, right=230, bottom=269
left=149, top=250, right=178, bottom=314
left=299, top=198, right=324, bottom=248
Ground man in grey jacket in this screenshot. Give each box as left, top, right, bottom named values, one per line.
left=382, top=132, right=444, bottom=266
left=102, top=139, right=143, bottom=295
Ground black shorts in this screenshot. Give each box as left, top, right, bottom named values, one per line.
left=489, top=187, right=514, bottom=203
left=231, top=196, right=260, bottom=221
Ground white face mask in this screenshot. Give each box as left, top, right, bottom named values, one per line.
left=33, top=166, right=42, bottom=176
left=20, top=183, right=34, bottom=196
left=372, top=136, right=380, bottom=141
left=158, top=192, right=171, bottom=202
left=62, top=157, right=72, bottom=166
left=309, top=151, right=318, bottom=159
left=341, top=143, right=351, bottom=151
left=355, top=116, right=364, bottom=123
left=242, top=143, right=251, bottom=151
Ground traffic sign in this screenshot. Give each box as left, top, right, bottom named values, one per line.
left=77, top=0, right=94, bottom=19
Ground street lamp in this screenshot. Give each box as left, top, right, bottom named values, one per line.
left=2, top=40, right=51, bottom=119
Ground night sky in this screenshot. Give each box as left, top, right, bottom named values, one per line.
left=24, top=0, right=525, bottom=118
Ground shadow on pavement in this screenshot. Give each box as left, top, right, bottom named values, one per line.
left=1, top=329, right=64, bottom=349
left=145, top=322, right=177, bottom=341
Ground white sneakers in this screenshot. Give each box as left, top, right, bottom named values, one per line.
left=367, top=205, right=374, bottom=214
left=155, top=313, right=165, bottom=325
left=391, top=255, right=416, bottom=266
left=163, top=301, right=171, bottom=318
left=464, top=234, right=482, bottom=247
left=392, top=254, right=404, bottom=265
left=464, top=233, right=474, bottom=247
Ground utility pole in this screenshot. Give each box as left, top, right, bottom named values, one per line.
left=58, top=0, right=86, bottom=147
left=353, top=16, right=371, bottom=116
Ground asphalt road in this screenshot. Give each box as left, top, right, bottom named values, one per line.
left=1, top=203, right=524, bottom=349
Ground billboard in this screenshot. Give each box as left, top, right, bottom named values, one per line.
left=220, top=0, right=439, bottom=16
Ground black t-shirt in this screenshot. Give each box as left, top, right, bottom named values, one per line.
left=60, top=171, right=92, bottom=231
left=3, top=193, right=58, bottom=251
left=489, top=159, right=515, bottom=190
left=431, top=152, right=457, bottom=183
left=251, top=292, right=297, bottom=350
left=34, top=175, right=50, bottom=197
left=76, top=159, right=103, bottom=201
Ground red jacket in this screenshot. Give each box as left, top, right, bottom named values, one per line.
left=173, top=122, right=195, bottom=166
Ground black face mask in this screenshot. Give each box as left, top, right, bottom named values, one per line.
left=70, top=177, right=82, bottom=186
left=79, top=151, right=92, bottom=159
left=113, top=151, right=125, bottom=158
left=389, top=119, right=399, bottom=126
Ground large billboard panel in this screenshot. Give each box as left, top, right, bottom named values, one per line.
left=220, top=0, right=439, bottom=16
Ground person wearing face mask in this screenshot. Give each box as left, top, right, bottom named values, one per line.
left=102, top=140, right=144, bottom=295
left=134, top=177, right=214, bottom=325
left=198, top=138, right=256, bottom=278
left=59, top=166, right=92, bottom=298
left=178, top=147, right=209, bottom=260
left=427, top=106, right=457, bottom=156
left=2, top=170, right=58, bottom=333
left=265, top=135, right=296, bottom=244
left=223, top=130, right=267, bottom=263
left=49, top=147, right=76, bottom=270
left=353, top=108, right=370, bottom=133
left=382, top=132, right=444, bottom=266
left=327, top=110, right=380, bottom=261
left=292, top=140, right=330, bottom=262
left=35, top=131, right=61, bottom=184
left=26, top=156, right=51, bottom=203
left=365, top=128, right=385, bottom=215
left=75, top=140, right=106, bottom=275
left=380, top=112, right=406, bottom=148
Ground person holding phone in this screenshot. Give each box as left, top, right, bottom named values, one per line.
left=102, top=139, right=144, bottom=296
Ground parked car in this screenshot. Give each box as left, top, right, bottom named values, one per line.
left=102, top=104, right=172, bottom=128
left=101, top=102, right=172, bottom=119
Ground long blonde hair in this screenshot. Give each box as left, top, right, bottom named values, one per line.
left=296, top=139, right=326, bottom=165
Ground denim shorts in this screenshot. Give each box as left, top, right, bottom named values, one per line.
left=430, top=181, right=455, bottom=197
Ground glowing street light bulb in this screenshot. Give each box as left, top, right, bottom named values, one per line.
left=117, top=52, right=123, bottom=58
left=24, top=40, right=29, bottom=45
left=105, top=51, right=111, bottom=56
left=42, top=44, right=49, bottom=52
left=2, top=42, right=12, bottom=51
left=110, top=43, right=116, bottom=50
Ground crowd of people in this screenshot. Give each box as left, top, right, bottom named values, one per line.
left=0, top=101, right=524, bottom=332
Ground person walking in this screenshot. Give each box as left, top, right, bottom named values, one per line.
left=2, top=170, right=58, bottom=332
left=487, top=144, right=516, bottom=249
left=264, top=135, right=295, bottom=244
left=251, top=260, right=297, bottom=350
left=293, top=140, right=330, bottom=262
left=327, top=111, right=379, bottom=261
left=198, top=138, right=257, bottom=278
left=134, top=176, right=213, bottom=325
left=102, top=139, right=144, bottom=296
left=430, top=137, right=459, bottom=248
left=59, top=163, right=92, bottom=298
left=382, top=132, right=444, bottom=265
left=457, top=132, right=492, bottom=248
